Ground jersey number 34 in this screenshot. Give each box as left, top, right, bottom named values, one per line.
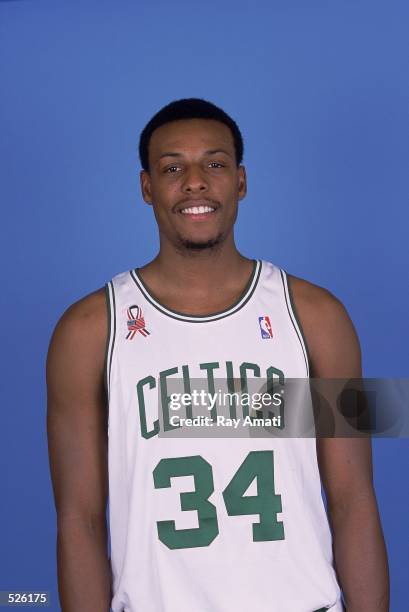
left=153, top=450, right=284, bottom=550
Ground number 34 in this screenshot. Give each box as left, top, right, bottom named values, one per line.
left=153, top=450, right=284, bottom=550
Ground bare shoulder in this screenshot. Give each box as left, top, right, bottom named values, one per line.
left=49, top=287, right=107, bottom=346
left=287, top=273, right=347, bottom=323
left=47, top=287, right=108, bottom=382
left=287, top=273, right=362, bottom=377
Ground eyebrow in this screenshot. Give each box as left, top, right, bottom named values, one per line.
left=158, top=148, right=233, bottom=160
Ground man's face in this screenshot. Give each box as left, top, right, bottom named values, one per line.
left=140, top=118, right=246, bottom=251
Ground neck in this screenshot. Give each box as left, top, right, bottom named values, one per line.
left=139, top=234, right=253, bottom=298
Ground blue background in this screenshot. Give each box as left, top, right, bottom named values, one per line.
left=0, top=0, right=407, bottom=609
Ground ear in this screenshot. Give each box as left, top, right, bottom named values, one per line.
left=238, top=165, right=247, bottom=200
left=140, top=170, right=153, bottom=205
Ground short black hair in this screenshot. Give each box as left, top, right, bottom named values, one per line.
left=138, top=98, right=244, bottom=171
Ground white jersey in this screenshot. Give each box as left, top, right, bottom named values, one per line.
left=105, top=260, right=343, bottom=612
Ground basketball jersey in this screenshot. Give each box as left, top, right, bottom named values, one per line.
left=105, top=259, right=344, bottom=612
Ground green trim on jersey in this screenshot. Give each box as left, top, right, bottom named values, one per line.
left=280, top=269, right=310, bottom=377
left=129, top=259, right=261, bottom=323
left=103, top=283, right=111, bottom=395
left=104, top=281, right=116, bottom=398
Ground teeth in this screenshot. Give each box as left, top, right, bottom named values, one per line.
left=181, top=206, right=215, bottom=214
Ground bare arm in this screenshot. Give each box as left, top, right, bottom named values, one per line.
left=46, top=289, right=112, bottom=611
left=289, top=275, right=389, bottom=612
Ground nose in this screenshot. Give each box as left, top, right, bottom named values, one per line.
left=181, top=164, right=208, bottom=194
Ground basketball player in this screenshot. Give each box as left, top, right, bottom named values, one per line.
left=47, top=98, right=389, bottom=611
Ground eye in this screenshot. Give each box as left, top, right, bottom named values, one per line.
left=208, top=162, right=224, bottom=168
left=164, top=165, right=181, bottom=174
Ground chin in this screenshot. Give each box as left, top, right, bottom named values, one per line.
left=179, top=234, right=223, bottom=251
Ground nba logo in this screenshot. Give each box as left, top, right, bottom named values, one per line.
left=259, top=315, right=273, bottom=339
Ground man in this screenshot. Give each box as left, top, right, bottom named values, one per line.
left=47, top=98, right=389, bottom=611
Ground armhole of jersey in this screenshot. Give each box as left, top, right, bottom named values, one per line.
left=104, top=281, right=116, bottom=400
left=280, top=269, right=311, bottom=377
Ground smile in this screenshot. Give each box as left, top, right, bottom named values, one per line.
left=180, top=205, right=216, bottom=215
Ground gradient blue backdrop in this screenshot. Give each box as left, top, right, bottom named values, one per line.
left=1, top=1, right=408, bottom=610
